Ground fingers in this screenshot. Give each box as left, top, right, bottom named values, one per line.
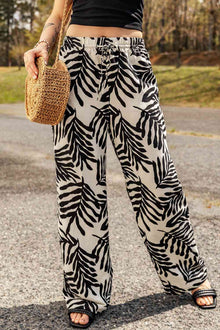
left=23, top=47, right=49, bottom=79
left=24, top=49, right=38, bottom=79
left=35, top=48, right=49, bottom=66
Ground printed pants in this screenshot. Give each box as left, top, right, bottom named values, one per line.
left=52, top=36, right=207, bottom=315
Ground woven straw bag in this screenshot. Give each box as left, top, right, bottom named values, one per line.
left=25, top=0, right=72, bottom=125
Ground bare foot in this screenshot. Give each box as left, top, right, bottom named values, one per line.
left=70, top=312, right=89, bottom=326
left=191, top=279, right=214, bottom=306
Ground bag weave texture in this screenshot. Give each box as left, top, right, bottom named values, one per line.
left=25, top=57, right=70, bottom=125
left=25, top=0, right=71, bottom=125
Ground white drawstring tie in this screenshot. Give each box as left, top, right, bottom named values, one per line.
left=96, top=43, right=117, bottom=100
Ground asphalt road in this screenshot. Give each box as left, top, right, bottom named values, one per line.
left=0, top=104, right=220, bottom=330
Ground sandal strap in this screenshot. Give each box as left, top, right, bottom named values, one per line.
left=192, top=288, right=217, bottom=299
left=68, top=308, right=95, bottom=320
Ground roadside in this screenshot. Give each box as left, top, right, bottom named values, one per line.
left=0, top=102, right=219, bottom=136
left=0, top=105, right=219, bottom=330
left=151, top=50, right=220, bottom=66
left=0, top=65, right=220, bottom=108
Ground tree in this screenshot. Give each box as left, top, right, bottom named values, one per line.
left=24, top=0, right=53, bottom=48
left=10, top=26, right=26, bottom=69
left=0, top=1, right=17, bottom=66
left=16, top=0, right=38, bottom=33
left=143, top=0, right=175, bottom=50
left=208, top=0, right=219, bottom=50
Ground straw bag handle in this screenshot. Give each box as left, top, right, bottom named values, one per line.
left=52, top=0, right=72, bottom=68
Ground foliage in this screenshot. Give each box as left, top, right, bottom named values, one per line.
left=0, top=1, right=220, bottom=66
left=0, top=0, right=17, bottom=65
left=0, top=0, right=53, bottom=66
left=143, top=0, right=220, bottom=54
left=24, top=0, right=53, bottom=48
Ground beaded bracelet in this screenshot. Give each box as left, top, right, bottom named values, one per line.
left=34, top=39, right=50, bottom=51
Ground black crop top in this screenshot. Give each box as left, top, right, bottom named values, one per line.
left=69, top=0, right=144, bottom=32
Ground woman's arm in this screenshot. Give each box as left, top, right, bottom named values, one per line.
left=24, top=0, right=72, bottom=79
left=38, top=0, right=72, bottom=51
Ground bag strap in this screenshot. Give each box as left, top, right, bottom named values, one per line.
left=52, top=0, right=72, bottom=68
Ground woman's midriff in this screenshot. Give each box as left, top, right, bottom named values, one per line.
left=66, top=24, right=143, bottom=38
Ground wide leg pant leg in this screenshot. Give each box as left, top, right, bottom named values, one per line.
left=52, top=37, right=113, bottom=314
left=107, top=43, right=208, bottom=295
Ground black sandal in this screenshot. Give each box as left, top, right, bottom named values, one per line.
left=68, top=308, right=95, bottom=328
left=192, top=288, right=217, bottom=309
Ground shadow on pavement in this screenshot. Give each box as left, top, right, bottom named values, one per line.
left=0, top=292, right=192, bottom=329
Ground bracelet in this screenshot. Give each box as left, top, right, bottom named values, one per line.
left=34, top=39, right=50, bottom=51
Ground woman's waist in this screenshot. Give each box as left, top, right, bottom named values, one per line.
left=66, top=24, right=143, bottom=38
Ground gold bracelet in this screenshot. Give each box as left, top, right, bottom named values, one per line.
left=34, top=40, right=50, bottom=51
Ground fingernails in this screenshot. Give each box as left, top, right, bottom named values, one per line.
left=45, top=61, right=47, bottom=65
left=33, top=75, right=37, bottom=79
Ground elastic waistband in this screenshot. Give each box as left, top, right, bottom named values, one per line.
left=64, top=35, right=145, bottom=49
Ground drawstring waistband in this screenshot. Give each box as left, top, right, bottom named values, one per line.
left=96, top=43, right=118, bottom=99
left=62, top=36, right=146, bottom=100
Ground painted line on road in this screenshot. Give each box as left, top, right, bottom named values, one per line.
left=167, top=129, right=220, bottom=139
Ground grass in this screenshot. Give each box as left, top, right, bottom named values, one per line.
left=0, top=65, right=220, bottom=108
left=167, top=128, right=220, bottom=139
left=0, top=67, right=27, bottom=103
left=153, top=65, right=220, bottom=108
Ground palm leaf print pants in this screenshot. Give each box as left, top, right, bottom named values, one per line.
left=51, top=36, right=207, bottom=315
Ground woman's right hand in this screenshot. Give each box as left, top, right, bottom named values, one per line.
left=23, top=43, right=49, bottom=80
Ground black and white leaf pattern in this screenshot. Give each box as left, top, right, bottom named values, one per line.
left=52, top=37, right=207, bottom=312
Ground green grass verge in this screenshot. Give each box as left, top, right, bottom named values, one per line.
left=0, top=65, right=220, bottom=108
left=0, top=67, right=27, bottom=103
left=153, top=65, right=220, bottom=108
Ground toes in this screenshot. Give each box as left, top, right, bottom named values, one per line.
left=70, top=312, right=78, bottom=322
left=75, top=313, right=82, bottom=323
left=206, top=296, right=213, bottom=305
left=70, top=312, right=89, bottom=325
left=197, top=297, right=206, bottom=306
left=79, top=314, right=89, bottom=324
left=196, top=296, right=214, bottom=306
left=192, top=279, right=215, bottom=307
left=204, top=297, right=210, bottom=305
left=70, top=312, right=81, bottom=323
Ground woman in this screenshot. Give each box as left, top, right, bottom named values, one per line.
left=23, top=0, right=217, bottom=328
